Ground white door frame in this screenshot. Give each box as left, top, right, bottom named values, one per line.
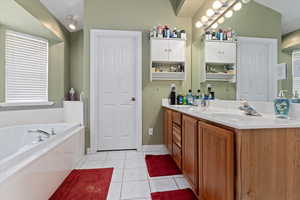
left=90, top=29, right=142, bottom=153
left=236, top=37, right=278, bottom=101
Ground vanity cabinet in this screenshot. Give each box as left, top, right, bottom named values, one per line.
left=182, top=115, right=199, bottom=194
left=198, top=122, right=234, bottom=200
left=163, top=109, right=173, bottom=153
left=163, top=107, right=300, bottom=200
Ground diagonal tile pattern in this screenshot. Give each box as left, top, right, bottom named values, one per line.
left=77, top=147, right=191, bottom=200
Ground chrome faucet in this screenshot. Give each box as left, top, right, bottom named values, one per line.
left=28, top=129, right=51, bottom=138
left=239, top=100, right=261, bottom=116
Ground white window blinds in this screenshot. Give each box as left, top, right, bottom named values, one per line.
left=5, top=31, right=49, bottom=103
left=293, top=50, right=300, bottom=94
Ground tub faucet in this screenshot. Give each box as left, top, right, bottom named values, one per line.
left=28, top=129, right=51, bottom=138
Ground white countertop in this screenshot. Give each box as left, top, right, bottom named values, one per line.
left=163, top=103, right=300, bottom=130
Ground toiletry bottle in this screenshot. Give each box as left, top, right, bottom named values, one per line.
left=274, top=90, right=290, bottom=119
left=173, top=27, right=178, bottom=38
left=169, top=86, right=176, bottom=105
left=69, top=88, right=76, bottom=101
left=187, top=89, right=194, bottom=105
left=177, top=95, right=183, bottom=105
left=194, top=89, right=202, bottom=106
left=207, top=84, right=215, bottom=100
left=183, top=96, right=187, bottom=105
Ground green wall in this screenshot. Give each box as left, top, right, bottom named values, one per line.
left=83, top=0, right=192, bottom=146
left=192, top=1, right=284, bottom=99
left=70, top=30, right=84, bottom=99
left=0, top=0, right=71, bottom=106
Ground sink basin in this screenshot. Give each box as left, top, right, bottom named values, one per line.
left=209, top=112, right=249, bottom=121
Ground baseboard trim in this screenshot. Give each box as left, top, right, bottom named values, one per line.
left=142, top=145, right=167, bottom=152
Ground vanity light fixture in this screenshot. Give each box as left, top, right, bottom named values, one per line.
left=201, top=16, right=209, bottom=23
left=194, top=0, right=251, bottom=30
left=195, top=21, right=203, bottom=28
left=211, top=23, right=219, bottom=29
left=233, top=2, right=242, bottom=11
left=218, top=17, right=225, bottom=24
left=225, top=10, right=234, bottom=18
left=212, top=1, right=223, bottom=10
left=206, top=9, right=215, bottom=17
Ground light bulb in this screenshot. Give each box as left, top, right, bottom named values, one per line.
left=225, top=10, right=233, bottom=18
left=211, top=23, right=219, bottom=29
left=201, top=16, right=209, bottom=23
left=68, top=23, right=76, bottom=30
left=242, top=0, right=251, bottom=4
left=206, top=9, right=215, bottom=17
left=233, top=2, right=242, bottom=11
left=195, top=21, right=203, bottom=28
left=218, top=17, right=225, bottom=24
left=213, top=1, right=223, bottom=10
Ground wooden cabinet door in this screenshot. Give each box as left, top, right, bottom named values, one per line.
left=151, top=39, right=169, bottom=62
left=169, top=40, right=186, bottom=62
left=198, top=122, right=234, bottom=200
left=164, top=109, right=173, bottom=153
left=182, top=115, right=198, bottom=193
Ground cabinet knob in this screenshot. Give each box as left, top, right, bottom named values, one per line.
left=131, top=97, right=136, bottom=101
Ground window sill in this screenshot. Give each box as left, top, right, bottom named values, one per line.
left=0, top=102, right=54, bottom=108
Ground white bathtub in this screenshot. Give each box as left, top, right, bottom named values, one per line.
left=0, top=123, right=85, bottom=200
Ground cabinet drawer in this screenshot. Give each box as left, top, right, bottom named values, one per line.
left=172, top=111, right=182, bottom=126
left=172, top=143, right=182, bottom=169
left=173, top=124, right=182, bottom=148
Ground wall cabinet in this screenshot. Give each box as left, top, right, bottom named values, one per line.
left=199, top=122, right=234, bottom=200
left=182, top=115, right=199, bottom=194
left=150, top=38, right=186, bottom=81
left=204, top=41, right=236, bottom=64
left=151, top=38, right=186, bottom=62
left=200, top=40, right=237, bottom=83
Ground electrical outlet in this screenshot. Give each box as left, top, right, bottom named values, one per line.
left=149, top=128, right=154, bottom=136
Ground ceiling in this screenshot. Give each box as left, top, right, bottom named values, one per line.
left=39, top=0, right=300, bottom=35
left=0, top=0, right=59, bottom=41
left=255, top=0, right=300, bottom=34
left=40, top=0, right=83, bottom=32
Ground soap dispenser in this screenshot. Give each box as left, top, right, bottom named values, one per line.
left=274, top=90, right=290, bottom=119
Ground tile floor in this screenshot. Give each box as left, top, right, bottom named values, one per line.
left=76, top=148, right=191, bottom=200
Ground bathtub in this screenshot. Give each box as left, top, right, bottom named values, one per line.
left=0, top=123, right=85, bottom=200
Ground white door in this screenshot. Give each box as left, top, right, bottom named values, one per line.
left=90, top=30, right=142, bottom=151
left=169, top=40, right=186, bottom=62
left=237, top=37, right=277, bottom=101
left=151, top=39, right=169, bottom=62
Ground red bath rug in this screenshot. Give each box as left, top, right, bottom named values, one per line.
left=49, top=168, right=113, bottom=200
left=151, top=189, right=197, bottom=200
left=145, top=154, right=181, bottom=177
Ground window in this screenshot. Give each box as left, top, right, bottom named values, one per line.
left=5, top=31, right=48, bottom=103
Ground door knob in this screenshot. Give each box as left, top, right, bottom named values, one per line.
left=131, top=97, right=136, bottom=101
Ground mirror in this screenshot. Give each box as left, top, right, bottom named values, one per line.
left=0, top=0, right=68, bottom=107
left=191, top=0, right=294, bottom=102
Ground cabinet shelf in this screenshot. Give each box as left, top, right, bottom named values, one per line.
left=206, top=73, right=235, bottom=81
left=150, top=38, right=186, bottom=81
left=152, top=72, right=185, bottom=81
